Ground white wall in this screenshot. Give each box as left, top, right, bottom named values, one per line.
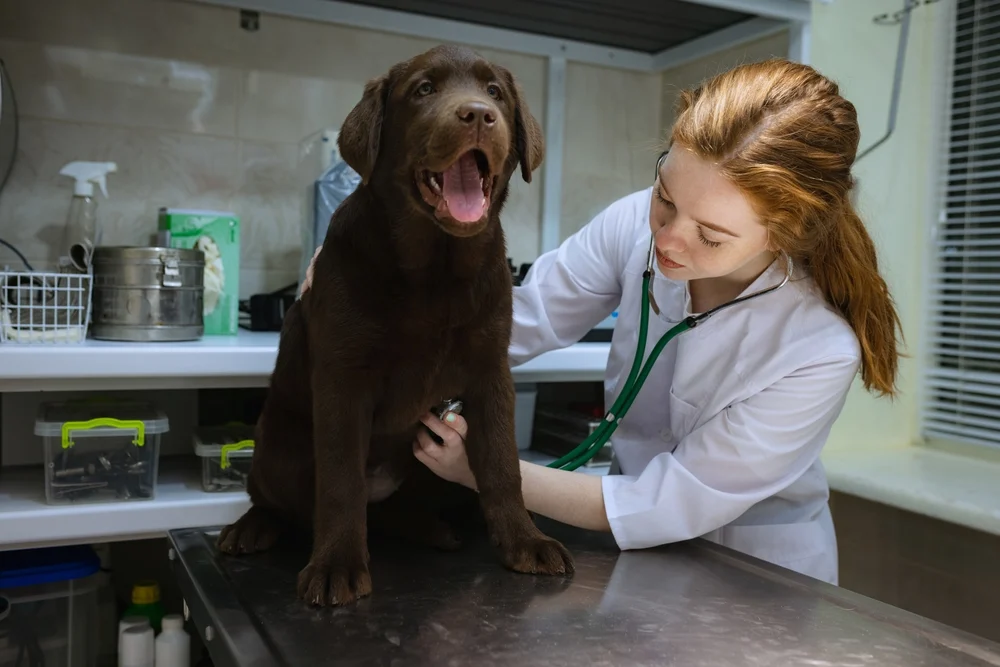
left=811, top=0, right=952, bottom=453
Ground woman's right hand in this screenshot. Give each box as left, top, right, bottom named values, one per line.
left=300, top=246, right=322, bottom=296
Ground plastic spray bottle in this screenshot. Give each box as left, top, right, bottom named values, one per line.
left=59, top=160, right=117, bottom=272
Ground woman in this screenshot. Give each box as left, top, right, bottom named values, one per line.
left=304, top=59, right=902, bottom=585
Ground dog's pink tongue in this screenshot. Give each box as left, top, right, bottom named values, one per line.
left=442, top=152, right=485, bottom=223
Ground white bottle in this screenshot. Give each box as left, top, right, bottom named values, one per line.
left=154, top=614, right=190, bottom=667
left=118, top=616, right=150, bottom=660
left=119, top=624, right=154, bottom=667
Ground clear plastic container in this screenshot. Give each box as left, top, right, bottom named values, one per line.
left=0, top=545, right=100, bottom=667
left=193, top=425, right=255, bottom=492
left=35, top=399, right=169, bottom=505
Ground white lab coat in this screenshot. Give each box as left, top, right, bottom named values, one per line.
left=510, top=187, right=861, bottom=585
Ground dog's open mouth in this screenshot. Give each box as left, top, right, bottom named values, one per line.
left=417, top=149, right=493, bottom=224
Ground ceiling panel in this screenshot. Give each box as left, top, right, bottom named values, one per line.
left=333, top=0, right=753, bottom=53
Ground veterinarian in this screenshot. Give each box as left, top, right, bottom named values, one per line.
left=301, top=59, right=903, bottom=586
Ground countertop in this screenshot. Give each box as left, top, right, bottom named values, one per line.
left=168, top=519, right=1000, bottom=667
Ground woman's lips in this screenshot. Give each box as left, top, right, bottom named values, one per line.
left=655, top=248, right=684, bottom=269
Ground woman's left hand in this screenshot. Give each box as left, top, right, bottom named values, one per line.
left=413, top=412, right=476, bottom=490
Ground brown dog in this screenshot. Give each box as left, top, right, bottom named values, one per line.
left=217, top=44, right=575, bottom=606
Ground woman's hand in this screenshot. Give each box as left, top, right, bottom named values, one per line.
left=300, top=246, right=322, bottom=296
left=413, top=411, right=476, bottom=490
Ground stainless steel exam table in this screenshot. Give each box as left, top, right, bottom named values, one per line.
left=167, top=520, right=1000, bottom=667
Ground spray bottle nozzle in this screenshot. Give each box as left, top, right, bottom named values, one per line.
left=59, top=161, right=117, bottom=198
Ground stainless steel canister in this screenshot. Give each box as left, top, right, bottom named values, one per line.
left=90, top=246, right=205, bottom=342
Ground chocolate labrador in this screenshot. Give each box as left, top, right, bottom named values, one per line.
left=217, top=44, right=575, bottom=606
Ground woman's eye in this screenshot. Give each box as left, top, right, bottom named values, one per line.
left=487, top=84, right=502, bottom=99
left=655, top=189, right=674, bottom=208
left=416, top=81, right=433, bottom=96
left=698, top=229, right=722, bottom=248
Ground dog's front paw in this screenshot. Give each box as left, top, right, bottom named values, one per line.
left=217, top=506, right=281, bottom=555
left=499, top=533, right=575, bottom=576
left=297, top=553, right=372, bottom=607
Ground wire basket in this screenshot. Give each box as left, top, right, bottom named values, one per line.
left=0, top=268, right=93, bottom=344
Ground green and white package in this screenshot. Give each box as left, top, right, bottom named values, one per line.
left=157, top=208, right=240, bottom=335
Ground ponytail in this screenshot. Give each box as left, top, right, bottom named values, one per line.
left=805, top=201, right=903, bottom=397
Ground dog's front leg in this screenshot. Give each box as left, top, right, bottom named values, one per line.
left=296, top=366, right=374, bottom=607
left=464, top=364, right=575, bottom=576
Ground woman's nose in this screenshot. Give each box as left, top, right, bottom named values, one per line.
left=655, top=223, right=686, bottom=254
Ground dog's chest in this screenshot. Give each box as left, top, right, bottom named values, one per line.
left=370, top=287, right=482, bottom=433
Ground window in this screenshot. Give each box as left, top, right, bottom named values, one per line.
left=922, top=0, right=1000, bottom=448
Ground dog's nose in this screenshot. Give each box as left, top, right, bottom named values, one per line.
left=457, top=102, right=496, bottom=127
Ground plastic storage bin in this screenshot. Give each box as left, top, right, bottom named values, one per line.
left=193, top=425, right=255, bottom=492
left=35, top=399, right=169, bottom=505
left=0, top=545, right=100, bottom=667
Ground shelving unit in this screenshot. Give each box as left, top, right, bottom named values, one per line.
left=0, top=331, right=612, bottom=551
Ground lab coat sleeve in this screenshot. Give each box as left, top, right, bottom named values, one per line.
left=510, top=192, right=646, bottom=366
left=601, top=352, right=860, bottom=550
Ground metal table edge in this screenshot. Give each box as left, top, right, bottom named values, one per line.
left=170, top=527, right=287, bottom=667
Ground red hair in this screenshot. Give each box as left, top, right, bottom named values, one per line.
left=669, top=58, right=902, bottom=397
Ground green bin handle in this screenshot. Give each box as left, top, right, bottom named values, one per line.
left=220, top=440, right=255, bottom=469
left=61, top=418, right=146, bottom=450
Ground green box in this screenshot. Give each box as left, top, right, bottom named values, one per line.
left=157, top=208, right=240, bottom=336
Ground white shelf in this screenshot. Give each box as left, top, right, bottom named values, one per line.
left=0, top=330, right=611, bottom=391
left=0, top=459, right=251, bottom=551
left=0, top=453, right=607, bottom=551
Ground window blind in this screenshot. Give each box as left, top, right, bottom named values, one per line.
left=922, top=0, right=1000, bottom=448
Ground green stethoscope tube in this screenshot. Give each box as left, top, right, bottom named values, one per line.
left=547, top=235, right=793, bottom=472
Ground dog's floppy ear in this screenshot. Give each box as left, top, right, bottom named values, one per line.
left=503, top=70, right=544, bottom=183
left=338, top=74, right=389, bottom=184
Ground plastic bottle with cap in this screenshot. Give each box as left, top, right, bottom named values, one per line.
left=119, top=624, right=154, bottom=667
left=155, top=614, right=191, bottom=667
left=118, top=616, right=150, bottom=658
left=123, top=581, right=165, bottom=634
left=58, top=160, right=117, bottom=272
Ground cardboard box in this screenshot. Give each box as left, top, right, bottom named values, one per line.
left=157, top=208, right=240, bottom=335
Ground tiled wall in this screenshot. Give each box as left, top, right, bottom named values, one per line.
left=831, top=490, right=1000, bottom=643
left=0, top=0, right=661, bottom=295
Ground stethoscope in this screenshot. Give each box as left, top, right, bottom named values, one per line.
left=547, top=151, right=795, bottom=471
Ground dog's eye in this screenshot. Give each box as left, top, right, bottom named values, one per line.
left=416, top=81, right=433, bottom=97
left=486, top=84, right=501, bottom=100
